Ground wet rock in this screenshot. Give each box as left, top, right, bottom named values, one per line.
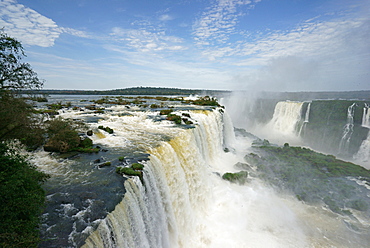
left=98, top=161, right=111, bottom=168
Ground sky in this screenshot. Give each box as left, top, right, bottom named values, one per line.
left=0, top=0, right=369, bottom=91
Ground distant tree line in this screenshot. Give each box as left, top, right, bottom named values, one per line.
left=23, top=86, right=231, bottom=96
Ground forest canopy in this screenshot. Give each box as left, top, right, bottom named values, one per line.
left=0, top=30, right=47, bottom=247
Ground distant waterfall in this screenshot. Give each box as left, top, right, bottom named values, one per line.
left=362, top=103, right=370, bottom=128
left=355, top=131, right=370, bottom=163
left=298, top=102, right=311, bottom=137
left=355, top=103, right=370, bottom=163
left=82, top=110, right=224, bottom=248
left=268, top=101, right=304, bottom=136
left=338, top=103, right=357, bottom=155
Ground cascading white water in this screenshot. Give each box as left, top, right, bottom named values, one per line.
left=268, top=101, right=304, bottom=135
left=32, top=95, right=370, bottom=247
left=362, top=103, right=370, bottom=128
left=252, top=101, right=305, bottom=145
left=355, top=103, right=370, bottom=166
left=81, top=108, right=314, bottom=248
left=82, top=109, right=223, bottom=247
left=298, top=102, right=311, bottom=137
left=355, top=131, right=370, bottom=166
left=338, top=103, right=357, bottom=154
left=80, top=105, right=370, bottom=248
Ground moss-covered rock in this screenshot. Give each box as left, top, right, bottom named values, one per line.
left=98, top=161, right=111, bottom=168
left=250, top=143, right=370, bottom=217
left=116, top=167, right=142, bottom=177
left=98, top=125, right=114, bottom=134
left=166, top=114, right=182, bottom=124
left=116, top=162, right=145, bottom=182
left=80, top=137, right=93, bottom=148
left=131, top=163, right=144, bottom=170
left=222, top=171, right=248, bottom=184
left=160, top=109, right=173, bottom=115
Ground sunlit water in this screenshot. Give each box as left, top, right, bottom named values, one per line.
left=31, top=95, right=370, bottom=247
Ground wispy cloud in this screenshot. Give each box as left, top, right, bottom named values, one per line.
left=192, top=0, right=259, bottom=46
left=0, top=0, right=88, bottom=47
left=227, top=16, right=370, bottom=91
left=110, top=27, right=186, bottom=52
left=159, top=14, right=174, bottom=22
left=199, top=13, right=369, bottom=65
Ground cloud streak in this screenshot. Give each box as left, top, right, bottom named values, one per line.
left=110, top=27, right=186, bottom=52
left=192, top=0, right=259, bottom=46
left=228, top=16, right=370, bottom=91
left=0, top=0, right=88, bottom=47
left=0, top=0, right=368, bottom=91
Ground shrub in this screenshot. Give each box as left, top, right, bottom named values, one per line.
left=98, top=126, right=114, bottom=134
left=44, top=118, right=81, bottom=153
left=222, top=171, right=248, bottom=184
left=132, top=163, right=144, bottom=170
left=166, top=114, right=182, bottom=124
left=150, top=104, right=160, bottom=108
left=0, top=143, right=48, bottom=247
left=160, top=109, right=173, bottom=115
left=80, top=137, right=93, bottom=148
left=116, top=167, right=142, bottom=177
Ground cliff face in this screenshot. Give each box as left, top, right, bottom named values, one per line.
left=303, top=100, right=369, bottom=157
left=251, top=99, right=370, bottom=159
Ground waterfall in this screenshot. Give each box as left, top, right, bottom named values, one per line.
left=355, top=103, right=370, bottom=164
left=338, top=103, right=357, bottom=155
left=82, top=109, right=224, bottom=248
left=81, top=108, right=314, bottom=248
left=298, top=102, right=311, bottom=137
left=267, top=101, right=304, bottom=137
left=362, top=103, right=370, bottom=128
left=354, top=131, right=370, bottom=164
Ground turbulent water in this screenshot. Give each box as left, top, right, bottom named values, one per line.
left=33, top=95, right=370, bottom=247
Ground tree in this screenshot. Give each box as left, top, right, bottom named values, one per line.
left=0, top=142, right=48, bottom=247
left=0, top=30, right=43, bottom=92
left=0, top=31, right=45, bottom=148
left=44, top=118, right=81, bottom=152
left=0, top=31, right=48, bottom=247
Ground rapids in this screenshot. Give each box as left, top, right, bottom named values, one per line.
left=32, top=95, right=370, bottom=247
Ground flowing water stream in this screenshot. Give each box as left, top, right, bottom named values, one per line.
left=32, top=95, right=370, bottom=247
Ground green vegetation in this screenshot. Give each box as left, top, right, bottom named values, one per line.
left=118, top=156, right=125, bottom=161
left=160, top=109, right=173, bottom=115
left=116, top=162, right=145, bottom=182
left=23, top=87, right=230, bottom=96
left=0, top=30, right=48, bottom=247
left=0, top=30, right=43, bottom=91
left=98, top=125, right=114, bottom=134
left=73, top=137, right=99, bottom=153
left=116, top=167, right=142, bottom=177
left=0, top=94, right=45, bottom=150
left=44, top=118, right=100, bottom=153
left=131, top=162, right=144, bottom=170
left=182, top=96, right=221, bottom=107
left=44, top=118, right=81, bottom=153
left=247, top=142, right=370, bottom=216
left=303, top=100, right=369, bottom=157
left=99, top=161, right=111, bottom=168
left=0, top=143, right=48, bottom=247
left=166, top=114, right=182, bottom=124
left=222, top=171, right=248, bottom=184
left=255, top=144, right=370, bottom=178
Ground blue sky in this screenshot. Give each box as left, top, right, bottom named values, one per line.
left=0, top=0, right=369, bottom=91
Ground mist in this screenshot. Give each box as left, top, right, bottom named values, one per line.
left=229, top=14, right=370, bottom=92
